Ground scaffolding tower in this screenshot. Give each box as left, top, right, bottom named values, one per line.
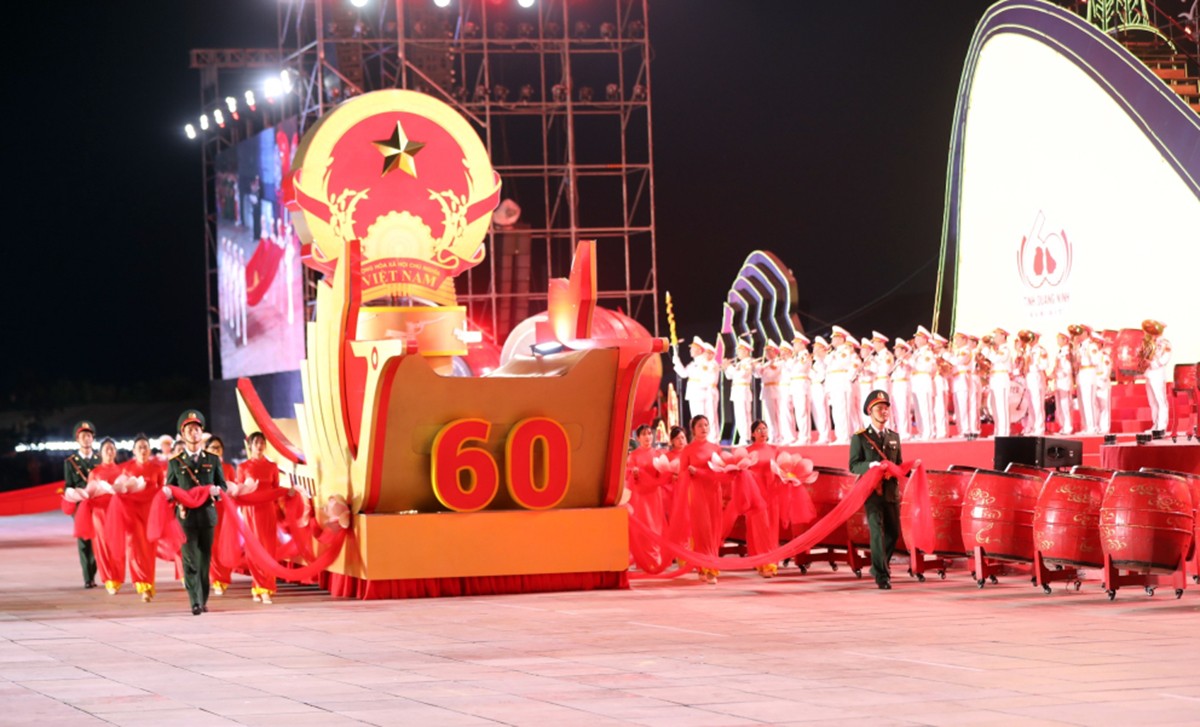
left=275, top=0, right=659, bottom=347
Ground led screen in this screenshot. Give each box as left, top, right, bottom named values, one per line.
left=215, top=120, right=305, bottom=379
left=955, top=33, right=1199, bottom=363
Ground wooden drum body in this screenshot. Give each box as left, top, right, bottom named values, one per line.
left=1100, top=471, right=1195, bottom=574
left=960, top=470, right=1042, bottom=562
left=1034, top=472, right=1107, bottom=568
left=901, top=469, right=972, bottom=555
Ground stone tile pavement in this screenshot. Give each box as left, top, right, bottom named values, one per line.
left=2, top=512, right=1197, bottom=726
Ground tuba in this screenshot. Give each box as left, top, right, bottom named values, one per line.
left=1140, top=319, right=1164, bottom=364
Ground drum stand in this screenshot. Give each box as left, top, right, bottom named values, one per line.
left=970, top=546, right=1035, bottom=589
left=1101, top=552, right=1188, bottom=600
left=791, top=539, right=871, bottom=579
left=1033, top=551, right=1083, bottom=594
left=906, top=545, right=953, bottom=582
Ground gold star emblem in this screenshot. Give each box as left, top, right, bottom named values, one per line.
left=373, top=120, right=426, bottom=178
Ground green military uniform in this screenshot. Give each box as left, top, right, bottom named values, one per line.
left=165, top=410, right=227, bottom=613
left=848, top=395, right=903, bottom=589
left=64, top=440, right=99, bottom=588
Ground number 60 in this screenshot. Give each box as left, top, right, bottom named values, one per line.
left=430, top=417, right=571, bottom=512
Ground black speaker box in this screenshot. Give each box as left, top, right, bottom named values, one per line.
left=993, top=436, right=1082, bottom=470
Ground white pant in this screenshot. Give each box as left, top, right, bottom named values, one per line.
left=762, top=388, right=786, bottom=444
left=1077, top=369, right=1099, bottom=434
left=826, top=374, right=853, bottom=443
left=790, top=383, right=811, bottom=444
left=911, top=374, right=933, bottom=440
left=952, top=375, right=973, bottom=437
left=934, top=376, right=949, bottom=439
left=891, top=381, right=910, bottom=439
left=1055, top=388, right=1074, bottom=435
left=989, top=372, right=1011, bottom=437
left=1146, top=369, right=1170, bottom=431
left=1026, top=380, right=1046, bottom=436
left=810, top=383, right=830, bottom=444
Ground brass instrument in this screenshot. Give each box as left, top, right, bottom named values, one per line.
left=1140, top=319, right=1165, bottom=364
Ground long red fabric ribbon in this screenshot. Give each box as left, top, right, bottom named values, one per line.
left=629, top=460, right=930, bottom=573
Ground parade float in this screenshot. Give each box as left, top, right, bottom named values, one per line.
left=234, top=89, right=665, bottom=598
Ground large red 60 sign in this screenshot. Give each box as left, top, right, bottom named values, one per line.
left=431, top=417, right=572, bottom=512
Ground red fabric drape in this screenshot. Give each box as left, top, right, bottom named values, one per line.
left=0, top=482, right=65, bottom=516
left=245, top=237, right=286, bottom=306
left=631, top=460, right=924, bottom=573
left=322, top=570, right=627, bottom=600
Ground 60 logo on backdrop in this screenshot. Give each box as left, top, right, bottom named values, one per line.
left=430, top=418, right=573, bottom=512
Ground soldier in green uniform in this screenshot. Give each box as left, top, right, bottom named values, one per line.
left=165, top=410, right=227, bottom=615
left=848, top=390, right=903, bottom=590
left=64, top=420, right=99, bottom=588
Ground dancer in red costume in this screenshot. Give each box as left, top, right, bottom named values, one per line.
left=234, top=432, right=287, bottom=604
left=660, top=425, right=686, bottom=511
left=626, top=425, right=666, bottom=534
left=668, top=415, right=726, bottom=584
left=205, top=436, right=238, bottom=596
left=87, top=438, right=125, bottom=595
left=121, top=435, right=165, bottom=602
left=743, top=421, right=782, bottom=578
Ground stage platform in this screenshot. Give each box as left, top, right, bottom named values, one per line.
left=786, top=433, right=1130, bottom=473
left=3, top=511, right=1200, bottom=726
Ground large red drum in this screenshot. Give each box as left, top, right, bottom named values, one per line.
left=1100, top=471, right=1195, bottom=574
left=1139, top=468, right=1200, bottom=562
left=1034, top=472, right=1107, bottom=568
left=1112, top=328, right=1151, bottom=382
left=1173, top=363, right=1197, bottom=392
left=901, top=469, right=972, bottom=555
left=808, top=467, right=857, bottom=547
left=960, top=470, right=1042, bottom=562
left=1070, top=466, right=1116, bottom=481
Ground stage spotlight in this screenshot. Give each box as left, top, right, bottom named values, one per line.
left=578, top=86, right=594, bottom=103
left=573, top=21, right=591, bottom=38
left=551, top=83, right=567, bottom=103
left=185, top=123, right=197, bottom=140
left=473, top=84, right=489, bottom=103
left=244, top=90, right=257, bottom=111
left=493, top=84, right=509, bottom=102
left=350, top=0, right=368, bottom=8
left=605, top=83, right=620, bottom=102
left=199, top=114, right=210, bottom=131
left=599, top=22, right=616, bottom=39
left=517, top=22, right=534, bottom=38
left=279, top=69, right=294, bottom=94
left=518, top=84, right=535, bottom=103
left=517, top=0, right=535, bottom=8
left=627, top=20, right=644, bottom=38
left=213, top=109, right=226, bottom=128
left=494, top=21, right=509, bottom=38
left=264, top=75, right=283, bottom=101
left=631, top=84, right=646, bottom=101
left=434, top=0, right=451, bottom=7
left=225, top=96, right=240, bottom=120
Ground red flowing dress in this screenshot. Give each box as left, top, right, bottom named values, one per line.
left=210, top=461, right=237, bottom=589
left=120, top=458, right=165, bottom=595
left=87, top=462, right=125, bottom=589
left=235, top=457, right=286, bottom=596
left=626, top=446, right=667, bottom=572
left=668, top=439, right=726, bottom=572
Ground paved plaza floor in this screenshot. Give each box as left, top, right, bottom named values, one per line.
left=2, top=511, right=1198, bottom=726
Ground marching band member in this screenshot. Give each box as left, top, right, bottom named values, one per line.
left=890, top=339, right=913, bottom=439
left=870, top=332, right=893, bottom=399
left=673, top=337, right=721, bottom=427
left=1053, top=332, right=1076, bottom=435
left=982, top=328, right=1014, bottom=437
left=755, top=341, right=788, bottom=444
left=777, top=342, right=798, bottom=443
left=909, top=326, right=936, bottom=441
left=949, top=332, right=977, bottom=438
left=1142, top=320, right=1172, bottom=433
left=1096, top=333, right=1113, bottom=435
left=724, top=338, right=756, bottom=445
left=857, top=337, right=874, bottom=428
left=1021, top=331, right=1050, bottom=437
left=931, top=333, right=951, bottom=440
left=826, top=326, right=857, bottom=444
left=810, top=337, right=832, bottom=445
left=1071, top=324, right=1101, bottom=434
left=788, top=335, right=813, bottom=445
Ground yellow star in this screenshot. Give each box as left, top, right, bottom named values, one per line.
left=373, top=121, right=426, bottom=178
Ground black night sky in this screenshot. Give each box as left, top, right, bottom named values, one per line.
left=3, top=0, right=1004, bottom=409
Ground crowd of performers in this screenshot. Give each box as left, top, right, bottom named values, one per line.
left=624, top=388, right=919, bottom=588
left=673, top=319, right=1174, bottom=446
left=60, top=411, right=336, bottom=616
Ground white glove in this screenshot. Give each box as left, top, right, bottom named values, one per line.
left=209, top=485, right=222, bottom=498
left=869, top=461, right=882, bottom=469
left=163, top=488, right=173, bottom=502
